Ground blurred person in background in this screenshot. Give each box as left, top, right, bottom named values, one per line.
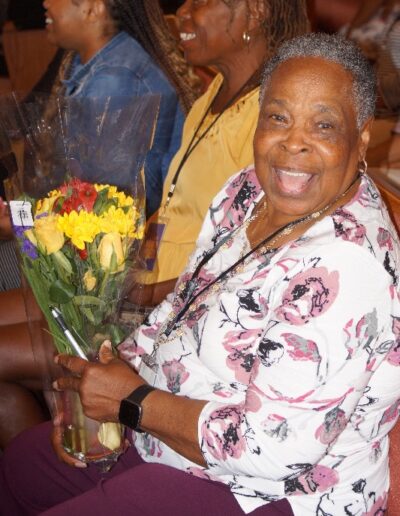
left=342, top=0, right=400, bottom=168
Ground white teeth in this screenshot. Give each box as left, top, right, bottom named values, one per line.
left=180, top=32, right=196, bottom=41
left=45, top=17, right=53, bottom=25
left=279, top=170, right=310, bottom=177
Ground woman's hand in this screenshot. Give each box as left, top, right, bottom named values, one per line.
left=50, top=414, right=87, bottom=468
left=54, top=341, right=145, bottom=423
left=0, top=198, right=12, bottom=240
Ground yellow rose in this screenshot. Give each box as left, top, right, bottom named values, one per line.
left=34, top=215, right=64, bottom=254
left=97, top=422, right=122, bottom=451
left=83, top=270, right=97, bottom=291
left=98, top=232, right=125, bottom=272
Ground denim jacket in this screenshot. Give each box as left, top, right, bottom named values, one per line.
left=63, top=31, right=184, bottom=216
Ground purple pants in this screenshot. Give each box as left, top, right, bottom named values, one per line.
left=0, top=422, right=294, bottom=516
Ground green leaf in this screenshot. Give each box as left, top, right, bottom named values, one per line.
left=73, top=295, right=106, bottom=308
left=49, top=280, right=75, bottom=304
left=52, top=250, right=73, bottom=276
left=107, top=324, right=127, bottom=345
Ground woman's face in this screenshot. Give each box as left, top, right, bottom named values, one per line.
left=176, top=0, right=250, bottom=67
left=254, top=57, right=371, bottom=225
left=43, top=0, right=88, bottom=50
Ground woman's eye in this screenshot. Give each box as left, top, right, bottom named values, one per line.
left=317, top=121, right=334, bottom=130
left=269, top=114, right=287, bottom=123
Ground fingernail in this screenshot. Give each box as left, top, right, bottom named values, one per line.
left=53, top=414, right=62, bottom=426
left=54, top=355, right=59, bottom=364
left=74, top=462, right=87, bottom=468
left=52, top=380, right=60, bottom=391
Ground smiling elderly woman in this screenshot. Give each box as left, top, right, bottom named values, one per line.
left=1, top=33, right=399, bottom=516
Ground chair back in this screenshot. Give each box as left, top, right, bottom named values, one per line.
left=2, top=21, right=57, bottom=93
left=368, top=170, right=400, bottom=515
left=369, top=169, right=400, bottom=233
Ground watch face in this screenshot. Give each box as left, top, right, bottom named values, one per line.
left=119, top=399, right=142, bottom=430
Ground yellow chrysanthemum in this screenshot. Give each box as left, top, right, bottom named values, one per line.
left=99, top=206, right=136, bottom=237
left=57, top=210, right=101, bottom=249
left=112, top=191, right=134, bottom=208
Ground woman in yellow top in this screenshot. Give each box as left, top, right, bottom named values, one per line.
left=137, top=0, right=309, bottom=305
left=0, top=0, right=309, bottom=449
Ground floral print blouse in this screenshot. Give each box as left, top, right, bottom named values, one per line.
left=119, top=167, right=400, bottom=515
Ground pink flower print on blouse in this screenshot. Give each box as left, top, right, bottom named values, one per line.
left=262, top=414, right=289, bottom=442
left=378, top=398, right=400, bottom=429
left=282, top=333, right=321, bottom=363
left=361, top=493, right=388, bottom=515
left=224, top=341, right=255, bottom=384
left=285, top=465, right=339, bottom=495
left=185, top=303, right=208, bottom=330
left=236, top=289, right=262, bottom=317
left=276, top=267, right=339, bottom=325
left=223, top=329, right=261, bottom=383
left=138, top=433, right=163, bottom=459
left=315, top=407, right=347, bottom=444
left=333, top=208, right=367, bottom=244
left=377, top=228, right=394, bottom=250
left=387, top=341, right=400, bottom=366
left=344, top=309, right=379, bottom=362
left=257, top=337, right=284, bottom=367
left=387, top=317, right=400, bottom=366
left=215, top=174, right=259, bottom=231
left=118, top=336, right=146, bottom=365
left=201, top=405, right=247, bottom=461
left=212, top=382, right=234, bottom=399
left=161, top=358, right=190, bottom=394
left=369, top=441, right=382, bottom=463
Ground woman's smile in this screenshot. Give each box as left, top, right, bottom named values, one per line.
left=272, top=166, right=315, bottom=196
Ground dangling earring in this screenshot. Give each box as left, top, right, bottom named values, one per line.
left=242, top=31, right=251, bottom=47
left=358, top=158, right=368, bottom=175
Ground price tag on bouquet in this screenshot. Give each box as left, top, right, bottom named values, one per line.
left=9, top=200, right=34, bottom=227
left=142, top=215, right=169, bottom=271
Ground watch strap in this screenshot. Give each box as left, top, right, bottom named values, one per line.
left=119, top=384, right=156, bottom=432
left=125, top=384, right=156, bottom=405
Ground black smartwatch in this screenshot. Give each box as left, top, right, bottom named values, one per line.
left=118, top=384, right=156, bottom=432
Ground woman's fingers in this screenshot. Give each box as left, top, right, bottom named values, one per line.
left=99, top=340, right=114, bottom=365
left=53, top=375, right=81, bottom=392
left=55, top=354, right=87, bottom=375
left=51, top=415, right=87, bottom=468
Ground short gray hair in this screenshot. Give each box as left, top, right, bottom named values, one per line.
left=260, top=33, right=377, bottom=128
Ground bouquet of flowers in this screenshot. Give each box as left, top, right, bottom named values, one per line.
left=12, top=177, right=144, bottom=356
left=3, top=93, right=160, bottom=468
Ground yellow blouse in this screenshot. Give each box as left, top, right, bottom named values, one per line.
left=143, top=74, right=260, bottom=283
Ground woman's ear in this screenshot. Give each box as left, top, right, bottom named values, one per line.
left=245, top=0, right=268, bottom=32
left=358, top=117, right=374, bottom=161
left=87, top=0, right=107, bottom=21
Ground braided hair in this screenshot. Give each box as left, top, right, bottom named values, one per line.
left=104, top=0, right=200, bottom=112
left=224, top=0, right=310, bottom=55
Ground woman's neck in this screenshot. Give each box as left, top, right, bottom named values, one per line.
left=211, top=42, right=268, bottom=113
left=210, top=69, right=259, bottom=113
left=78, top=30, right=118, bottom=65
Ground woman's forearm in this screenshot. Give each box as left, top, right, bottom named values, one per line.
left=140, top=389, right=208, bottom=466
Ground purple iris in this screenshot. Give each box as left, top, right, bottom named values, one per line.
left=13, top=225, right=38, bottom=260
